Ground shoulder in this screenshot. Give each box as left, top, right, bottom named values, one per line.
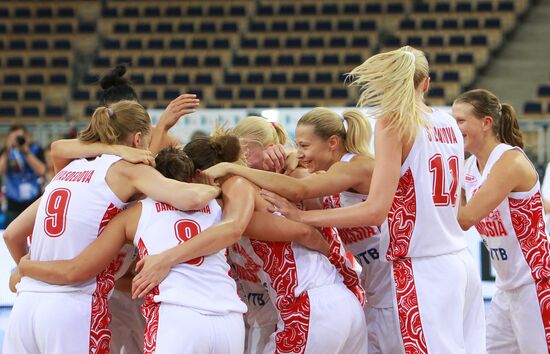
left=221, top=175, right=255, bottom=192
left=494, top=149, right=533, bottom=178
left=330, top=155, right=374, bottom=176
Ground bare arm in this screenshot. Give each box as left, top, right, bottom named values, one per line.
left=149, top=94, right=199, bottom=155
left=263, top=120, right=402, bottom=227
left=124, top=163, right=220, bottom=210
left=203, top=158, right=372, bottom=202
left=50, top=139, right=154, bottom=173
left=458, top=150, right=537, bottom=230
left=3, top=198, right=40, bottom=263
left=245, top=212, right=329, bottom=255
left=131, top=176, right=255, bottom=298
left=0, top=148, right=8, bottom=175
left=18, top=205, right=139, bottom=284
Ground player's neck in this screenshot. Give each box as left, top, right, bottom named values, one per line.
left=475, top=138, right=500, bottom=174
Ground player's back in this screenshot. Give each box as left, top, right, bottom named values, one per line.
left=381, top=108, right=467, bottom=260
left=135, top=198, right=247, bottom=315
left=18, top=154, right=126, bottom=294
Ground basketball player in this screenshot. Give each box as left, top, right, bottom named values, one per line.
left=202, top=107, right=400, bottom=353
left=454, top=89, right=550, bottom=353
left=2, top=101, right=220, bottom=354
left=253, top=46, right=487, bottom=353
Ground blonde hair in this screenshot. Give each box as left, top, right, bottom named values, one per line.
left=80, top=100, right=151, bottom=144
left=349, top=46, right=429, bottom=141
left=298, top=107, right=373, bottom=157
left=231, top=116, right=290, bottom=147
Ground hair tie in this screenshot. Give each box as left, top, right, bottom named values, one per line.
left=338, top=113, right=349, bottom=133
left=107, top=108, right=113, bottom=118
left=498, top=103, right=503, bottom=115
left=404, top=51, right=416, bottom=63
left=271, top=121, right=277, bottom=128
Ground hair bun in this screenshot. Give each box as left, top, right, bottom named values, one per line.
left=100, top=64, right=129, bottom=90
left=212, top=134, right=240, bottom=162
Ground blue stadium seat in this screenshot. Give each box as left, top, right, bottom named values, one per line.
left=208, top=6, right=224, bottom=16
left=308, top=37, right=325, bottom=48
left=270, top=73, right=287, bottom=84
left=34, top=23, right=52, bottom=34
left=178, top=23, right=194, bottom=32
left=442, top=20, right=458, bottom=29
left=442, top=71, right=460, bottom=81
left=286, top=38, right=302, bottom=48
left=130, top=74, right=145, bottom=84
left=316, top=72, right=333, bottom=83
left=538, top=85, right=550, bottom=97
left=308, top=88, right=325, bottom=99
left=160, top=57, right=177, bottom=67
left=242, top=38, right=258, bottom=49
left=73, top=90, right=90, bottom=100
left=435, top=54, right=452, bottom=64
left=213, top=39, right=230, bottom=49
left=239, top=88, right=255, bottom=99
left=427, top=36, right=444, bottom=46
left=136, top=23, right=152, bottom=33
left=457, top=53, right=474, bottom=63
left=191, top=39, right=208, bottom=49
left=322, top=55, right=339, bottom=65
left=123, top=7, right=139, bottom=17
left=300, top=4, right=317, bottom=15
left=421, top=20, right=437, bottom=30
left=138, top=57, right=155, bottom=67
left=50, top=74, right=67, bottom=85
left=264, top=38, right=280, bottom=48
left=485, top=18, right=501, bottom=29
left=13, top=24, right=29, bottom=34
left=293, top=73, right=310, bottom=84
left=225, top=73, right=242, bottom=85
left=1, top=91, right=18, bottom=100
left=151, top=74, right=167, bottom=85
left=230, top=5, right=246, bottom=16
left=102, top=7, right=117, bottom=17
left=322, top=4, right=339, bottom=15
left=188, top=6, right=203, bottom=16
left=344, top=4, right=360, bottom=14
left=26, top=74, right=43, bottom=85
left=233, top=55, right=250, bottom=67
left=400, top=19, right=416, bottom=30
left=173, top=74, right=190, bottom=85
left=114, top=23, right=130, bottom=34
left=15, top=8, right=31, bottom=18
left=387, top=3, right=404, bottom=13
left=385, top=36, right=401, bottom=46
left=157, top=23, right=173, bottom=33
left=148, top=39, right=164, bottom=50
left=337, top=20, right=354, bottom=31
left=216, top=89, right=233, bottom=100
left=10, top=40, right=26, bottom=50
left=144, top=7, right=160, bottom=17
left=361, top=21, right=376, bottom=31
left=456, top=2, right=472, bottom=12
left=285, top=88, right=302, bottom=99
left=5, top=74, right=22, bottom=85
left=280, top=5, right=295, bottom=15
left=25, top=91, right=41, bottom=101
left=316, top=21, right=332, bottom=31
left=463, top=19, right=480, bottom=29
left=83, top=74, right=98, bottom=84
left=221, top=22, right=237, bottom=32
left=294, top=21, right=310, bottom=32
left=413, top=3, right=429, bottom=13
left=195, top=74, right=213, bottom=85
left=262, top=88, right=279, bottom=100
left=435, top=2, right=451, bottom=12
left=498, top=2, right=514, bottom=11
left=36, top=7, right=53, bottom=18
left=524, top=102, right=542, bottom=114
left=200, top=23, right=216, bottom=33
left=406, top=36, right=423, bottom=46
left=22, top=106, right=40, bottom=116
left=165, top=7, right=182, bottom=17
left=365, top=4, right=382, bottom=13
left=54, top=40, right=71, bottom=50
left=330, top=37, right=347, bottom=48
left=345, top=54, right=362, bottom=65
left=141, top=90, right=158, bottom=100
left=250, top=21, right=266, bottom=32
left=56, top=23, right=73, bottom=34
left=255, top=56, right=272, bottom=66
left=258, top=5, right=274, bottom=16
left=477, top=2, right=493, bottom=12
left=7, top=57, right=24, bottom=68
left=104, top=39, right=121, bottom=50
left=57, top=7, right=75, bottom=17
left=300, top=55, right=317, bottom=66
left=52, top=57, right=69, bottom=68
left=0, top=107, right=16, bottom=117
left=164, top=89, right=180, bottom=100
left=449, top=34, right=466, bottom=45
left=331, top=88, right=348, bottom=99
left=182, top=57, right=199, bottom=67
left=247, top=73, right=264, bottom=84
left=126, top=39, right=143, bottom=50
left=170, top=39, right=186, bottom=49
left=471, top=35, right=488, bottom=46
left=272, top=21, right=289, bottom=32
left=45, top=106, right=64, bottom=116
left=204, top=56, right=221, bottom=67
left=428, top=87, right=445, bottom=98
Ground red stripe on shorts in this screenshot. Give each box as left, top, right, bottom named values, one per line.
left=137, top=238, right=161, bottom=354
left=387, top=168, right=417, bottom=260
left=393, top=258, right=428, bottom=353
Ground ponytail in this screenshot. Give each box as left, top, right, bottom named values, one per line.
left=272, top=122, right=289, bottom=146
left=184, top=129, right=243, bottom=170
left=298, top=107, right=373, bottom=157
left=454, top=89, right=524, bottom=148
left=79, top=100, right=151, bottom=145
left=348, top=46, right=429, bottom=141
left=499, top=104, right=524, bottom=148
left=231, top=116, right=290, bottom=148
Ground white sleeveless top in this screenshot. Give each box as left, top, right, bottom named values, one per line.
left=323, top=153, right=393, bottom=308
left=19, top=154, right=126, bottom=296
left=380, top=108, right=467, bottom=259
left=463, top=143, right=550, bottom=290
left=134, top=198, right=247, bottom=315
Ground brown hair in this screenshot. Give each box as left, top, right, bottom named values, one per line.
left=184, top=129, right=242, bottom=170
left=349, top=46, right=429, bottom=141
left=297, top=107, right=373, bottom=157
left=154, top=147, right=195, bottom=182
left=79, top=100, right=151, bottom=145
left=454, top=89, right=524, bottom=148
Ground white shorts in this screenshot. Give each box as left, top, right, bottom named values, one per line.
left=364, top=306, right=401, bottom=354
left=109, top=290, right=145, bottom=354
left=144, top=303, right=245, bottom=354
left=3, top=291, right=109, bottom=354
left=264, top=283, right=368, bottom=354
left=486, top=280, right=550, bottom=353
left=390, top=248, right=486, bottom=353
left=245, top=324, right=276, bottom=354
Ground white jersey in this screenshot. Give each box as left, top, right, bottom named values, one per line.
left=463, top=143, right=550, bottom=290
left=134, top=198, right=247, bottom=315
left=380, top=108, right=467, bottom=260
left=227, top=243, right=278, bottom=328
left=323, top=153, right=392, bottom=308
left=18, top=154, right=126, bottom=295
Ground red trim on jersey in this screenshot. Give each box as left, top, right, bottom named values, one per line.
left=250, top=240, right=310, bottom=353
left=137, top=238, right=161, bottom=354
left=393, top=258, right=428, bottom=353
left=387, top=168, right=417, bottom=260
left=324, top=227, right=366, bottom=306
left=509, top=192, right=550, bottom=349
left=89, top=203, right=122, bottom=354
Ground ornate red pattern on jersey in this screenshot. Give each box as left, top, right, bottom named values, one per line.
left=509, top=192, right=550, bottom=348
left=393, top=258, right=427, bottom=353
left=323, top=194, right=378, bottom=245
left=250, top=240, right=310, bottom=353
left=89, top=203, right=123, bottom=354
left=231, top=243, right=262, bottom=283
left=323, top=227, right=366, bottom=306
left=137, top=238, right=161, bottom=354
left=387, top=169, right=417, bottom=260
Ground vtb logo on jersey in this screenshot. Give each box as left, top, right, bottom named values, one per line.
left=465, top=174, right=477, bottom=183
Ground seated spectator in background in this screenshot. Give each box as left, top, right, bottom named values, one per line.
left=0, top=124, right=45, bottom=225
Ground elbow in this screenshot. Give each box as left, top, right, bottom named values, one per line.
left=63, top=265, right=84, bottom=284
left=50, top=140, right=63, bottom=159
left=226, top=222, right=244, bottom=244
left=458, top=217, right=474, bottom=231
left=370, top=208, right=389, bottom=226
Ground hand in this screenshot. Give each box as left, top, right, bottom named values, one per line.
left=158, top=94, right=200, bottom=131
left=200, top=162, right=233, bottom=186
left=9, top=267, right=22, bottom=293
left=132, top=254, right=172, bottom=299
left=260, top=189, right=304, bottom=222
left=262, top=144, right=286, bottom=173
left=114, top=146, right=155, bottom=166
left=283, top=151, right=300, bottom=175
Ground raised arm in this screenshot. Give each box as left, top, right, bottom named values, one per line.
left=18, top=205, right=139, bottom=284
left=203, top=158, right=371, bottom=202
left=124, top=163, right=220, bottom=211
left=50, top=139, right=154, bottom=173
left=3, top=198, right=40, bottom=263
left=263, top=120, right=402, bottom=228
left=131, top=176, right=255, bottom=298
left=458, top=150, right=536, bottom=230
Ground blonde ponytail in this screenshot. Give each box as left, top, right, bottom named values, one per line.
left=298, top=107, right=373, bottom=157
left=231, top=116, right=290, bottom=147
left=349, top=46, right=429, bottom=141
left=80, top=106, right=119, bottom=144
